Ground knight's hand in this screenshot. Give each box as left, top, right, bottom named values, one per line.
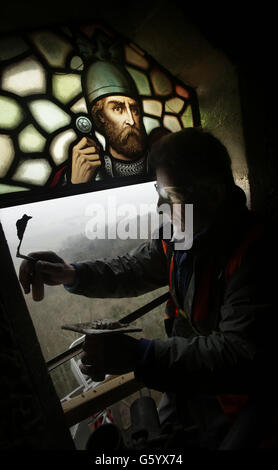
left=71, top=137, right=102, bottom=184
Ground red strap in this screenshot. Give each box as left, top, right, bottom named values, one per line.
left=49, top=165, right=67, bottom=188
left=161, top=240, right=168, bottom=256
left=217, top=394, right=249, bottom=422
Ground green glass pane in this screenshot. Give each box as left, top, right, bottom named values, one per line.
left=163, top=115, right=181, bottom=132
left=0, top=36, right=29, bottom=61
left=29, top=99, right=71, bottom=133
left=52, top=73, right=82, bottom=104
left=0, top=95, right=24, bottom=130
left=12, top=158, right=52, bottom=186
left=181, top=105, right=193, bottom=128
left=70, top=56, right=84, bottom=71
left=0, top=183, right=30, bottom=194
left=29, top=30, right=72, bottom=68
left=125, top=45, right=149, bottom=70
left=0, top=134, right=14, bottom=177
left=18, top=124, right=46, bottom=153
left=50, top=129, right=77, bottom=165
left=143, top=116, right=160, bottom=134
left=126, top=66, right=151, bottom=96
left=2, top=57, right=46, bottom=97
left=151, top=69, right=172, bottom=96
left=165, top=97, right=184, bottom=114
left=143, top=99, right=162, bottom=117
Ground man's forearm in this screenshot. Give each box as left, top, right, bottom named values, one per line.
left=64, top=240, right=168, bottom=298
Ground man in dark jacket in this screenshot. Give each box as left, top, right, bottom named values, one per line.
left=19, top=128, right=278, bottom=449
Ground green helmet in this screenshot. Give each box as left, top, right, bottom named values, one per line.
left=85, top=60, right=139, bottom=107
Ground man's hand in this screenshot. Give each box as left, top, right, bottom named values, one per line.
left=71, top=137, right=102, bottom=184
left=80, top=334, right=139, bottom=380
left=19, top=251, right=76, bottom=301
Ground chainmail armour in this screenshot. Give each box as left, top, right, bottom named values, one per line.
left=95, top=153, right=148, bottom=180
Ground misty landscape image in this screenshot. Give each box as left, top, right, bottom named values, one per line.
left=0, top=183, right=169, bottom=402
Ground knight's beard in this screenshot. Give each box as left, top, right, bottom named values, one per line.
left=104, top=121, right=148, bottom=159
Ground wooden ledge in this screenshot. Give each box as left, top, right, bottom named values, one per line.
left=62, top=372, right=143, bottom=427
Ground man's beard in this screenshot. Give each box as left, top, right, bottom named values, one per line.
left=104, top=120, right=148, bottom=160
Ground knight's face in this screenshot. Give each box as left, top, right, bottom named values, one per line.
left=92, top=95, right=147, bottom=159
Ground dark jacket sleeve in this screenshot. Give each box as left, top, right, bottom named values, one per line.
left=135, top=237, right=278, bottom=394
left=65, top=237, right=168, bottom=298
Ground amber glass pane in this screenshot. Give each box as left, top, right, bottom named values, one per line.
left=176, top=85, right=189, bottom=99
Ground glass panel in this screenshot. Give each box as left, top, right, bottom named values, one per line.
left=125, top=45, right=149, bottom=70
left=163, top=115, right=182, bottom=132
left=29, top=99, right=71, bottom=133
left=0, top=95, right=24, bottom=130
left=70, top=97, right=88, bottom=114
left=29, top=30, right=72, bottom=68
left=143, top=99, right=162, bottom=117
left=0, top=183, right=29, bottom=194
left=52, top=73, right=82, bottom=104
left=0, top=182, right=165, bottom=372
left=0, top=134, right=14, bottom=177
left=181, top=105, right=193, bottom=128
left=70, top=56, right=84, bottom=71
left=12, top=158, right=52, bottom=185
left=50, top=129, right=77, bottom=165
left=126, top=66, right=152, bottom=95
left=143, top=116, right=160, bottom=134
left=0, top=36, right=29, bottom=61
left=18, top=124, right=46, bottom=153
left=165, top=97, right=184, bottom=114
left=2, top=57, right=46, bottom=97
left=176, top=84, right=189, bottom=99
left=150, top=69, right=172, bottom=96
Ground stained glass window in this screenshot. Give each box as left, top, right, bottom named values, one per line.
left=0, top=23, right=200, bottom=207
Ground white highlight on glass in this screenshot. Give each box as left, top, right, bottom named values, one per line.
left=143, top=116, right=161, bottom=135
left=29, top=99, right=71, bottom=133
left=50, top=129, right=77, bottom=165
left=12, top=158, right=52, bottom=185
left=2, top=56, right=46, bottom=97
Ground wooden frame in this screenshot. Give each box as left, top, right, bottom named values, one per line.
left=62, top=372, right=143, bottom=427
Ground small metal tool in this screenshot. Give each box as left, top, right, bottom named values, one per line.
left=47, top=292, right=169, bottom=371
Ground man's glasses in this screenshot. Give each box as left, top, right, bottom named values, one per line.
left=154, top=183, right=191, bottom=203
